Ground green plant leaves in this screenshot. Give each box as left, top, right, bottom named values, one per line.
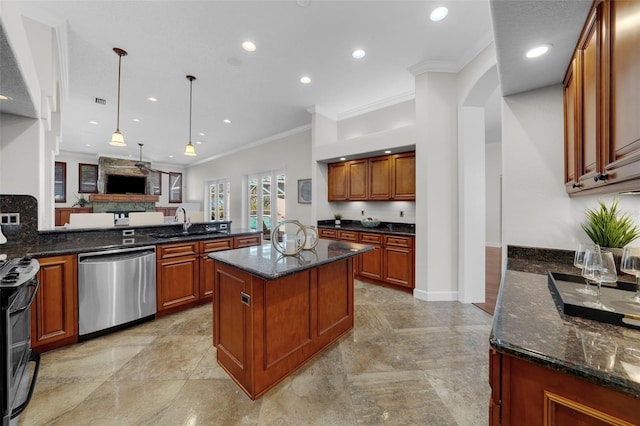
left=581, top=200, right=640, bottom=248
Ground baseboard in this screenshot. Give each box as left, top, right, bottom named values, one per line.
left=413, top=288, right=458, bottom=301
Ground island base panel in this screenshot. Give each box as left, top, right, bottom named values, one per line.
left=213, top=258, right=354, bottom=400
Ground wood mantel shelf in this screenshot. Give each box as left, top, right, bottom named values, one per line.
left=89, top=194, right=159, bottom=203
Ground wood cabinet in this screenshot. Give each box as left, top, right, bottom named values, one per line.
left=157, top=234, right=262, bottom=315
left=55, top=207, right=92, bottom=227
left=489, top=349, right=640, bottom=425
left=31, top=254, right=78, bottom=352
left=328, top=152, right=415, bottom=201
left=199, top=238, right=234, bottom=300
left=357, top=233, right=383, bottom=281
left=564, top=0, right=640, bottom=195
left=156, top=242, right=200, bottom=315
left=321, top=228, right=414, bottom=290
left=156, top=206, right=177, bottom=217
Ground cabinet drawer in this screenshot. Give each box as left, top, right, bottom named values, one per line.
left=318, top=229, right=337, bottom=239
left=234, top=235, right=262, bottom=248
left=384, top=236, right=413, bottom=248
left=200, top=238, right=233, bottom=253
left=157, top=242, right=199, bottom=259
left=359, top=233, right=383, bottom=245
left=337, top=230, right=358, bottom=242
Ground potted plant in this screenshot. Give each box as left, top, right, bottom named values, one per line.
left=72, top=194, right=90, bottom=208
left=334, top=213, right=342, bottom=226
left=581, top=199, right=640, bottom=249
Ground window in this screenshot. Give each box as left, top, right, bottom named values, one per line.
left=169, top=172, right=182, bottom=203
left=54, top=162, right=66, bottom=203
left=148, top=170, right=162, bottom=195
left=248, top=170, right=285, bottom=238
left=78, top=163, right=98, bottom=193
left=205, top=178, right=229, bottom=221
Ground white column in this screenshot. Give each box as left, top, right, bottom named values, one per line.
left=414, top=72, right=459, bottom=301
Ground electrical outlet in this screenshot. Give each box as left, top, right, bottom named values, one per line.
left=400, top=211, right=404, bottom=217
left=361, top=210, right=365, bottom=216
left=0, top=213, right=20, bottom=225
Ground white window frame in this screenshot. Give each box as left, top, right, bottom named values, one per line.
left=247, top=169, right=285, bottom=235
left=204, top=177, right=229, bottom=222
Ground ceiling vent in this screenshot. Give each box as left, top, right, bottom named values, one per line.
left=95, top=97, right=106, bottom=105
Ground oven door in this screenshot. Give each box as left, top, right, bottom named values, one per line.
left=2, top=279, right=40, bottom=425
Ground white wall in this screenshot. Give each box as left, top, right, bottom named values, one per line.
left=485, top=142, right=502, bottom=245
left=501, top=85, right=640, bottom=250
left=186, top=129, right=313, bottom=228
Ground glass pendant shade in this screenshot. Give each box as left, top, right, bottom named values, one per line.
left=184, top=141, right=196, bottom=156
left=109, top=48, right=127, bottom=147
left=110, top=130, right=126, bottom=147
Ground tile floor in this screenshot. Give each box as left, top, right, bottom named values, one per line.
left=20, top=281, right=493, bottom=425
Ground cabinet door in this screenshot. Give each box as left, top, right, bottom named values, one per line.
left=200, top=256, right=215, bottom=300
left=348, top=160, right=368, bottom=200
left=564, top=56, right=580, bottom=192
left=391, top=152, right=416, bottom=200
left=157, top=255, right=199, bottom=311
left=383, top=236, right=414, bottom=288
left=577, top=4, right=605, bottom=187
left=31, top=255, right=78, bottom=351
left=605, top=0, right=640, bottom=182
left=328, top=162, right=348, bottom=201
left=368, top=156, right=392, bottom=200
left=357, top=234, right=383, bottom=280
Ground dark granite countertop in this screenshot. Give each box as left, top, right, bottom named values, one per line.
left=0, top=227, right=260, bottom=258
left=491, top=245, right=640, bottom=399
left=316, top=220, right=415, bottom=236
left=208, top=239, right=373, bottom=280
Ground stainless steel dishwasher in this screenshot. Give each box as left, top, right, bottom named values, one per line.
left=78, top=246, right=156, bottom=337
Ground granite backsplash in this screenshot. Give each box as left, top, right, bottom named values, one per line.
left=0, top=194, right=38, bottom=245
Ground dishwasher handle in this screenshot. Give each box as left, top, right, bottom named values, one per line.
left=78, top=246, right=155, bottom=264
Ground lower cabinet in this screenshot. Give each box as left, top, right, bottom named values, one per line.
left=156, top=242, right=200, bottom=315
left=489, top=350, right=640, bottom=425
left=321, top=228, right=415, bottom=290
left=31, top=254, right=78, bottom=352
left=157, top=234, right=262, bottom=316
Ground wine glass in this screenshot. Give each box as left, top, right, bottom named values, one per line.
left=575, top=243, right=597, bottom=295
left=583, top=249, right=616, bottom=312
left=620, top=246, right=640, bottom=304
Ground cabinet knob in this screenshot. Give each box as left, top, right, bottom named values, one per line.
left=594, top=173, right=608, bottom=182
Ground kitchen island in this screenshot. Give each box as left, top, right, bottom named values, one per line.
left=490, top=246, right=640, bottom=425
left=208, top=239, right=372, bottom=400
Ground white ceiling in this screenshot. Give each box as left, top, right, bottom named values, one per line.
left=1, top=1, right=592, bottom=168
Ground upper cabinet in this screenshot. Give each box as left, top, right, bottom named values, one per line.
left=564, top=0, right=640, bottom=195
left=328, top=152, right=415, bottom=201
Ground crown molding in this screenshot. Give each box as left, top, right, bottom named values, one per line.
left=337, top=91, right=415, bottom=121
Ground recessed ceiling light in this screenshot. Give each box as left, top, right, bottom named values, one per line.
left=340, top=157, right=346, bottom=161
left=242, top=41, right=256, bottom=52
left=430, top=6, right=448, bottom=22
left=300, top=76, right=311, bottom=84
left=196, top=141, right=202, bottom=145
left=199, top=132, right=206, bottom=136
left=88, top=120, right=98, bottom=125
left=147, top=97, right=158, bottom=102
left=169, top=155, right=174, bottom=158
left=223, top=119, right=231, bottom=124
left=131, top=118, right=140, bottom=122
left=385, top=150, right=392, bottom=154
left=526, top=44, right=552, bottom=58
left=352, top=49, right=366, bottom=59
left=85, top=144, right=92, bottom=147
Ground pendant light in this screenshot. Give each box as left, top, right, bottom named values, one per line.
left=184, top=75, right=197, bottom=156
left=109, top=48, right=128, bottom=146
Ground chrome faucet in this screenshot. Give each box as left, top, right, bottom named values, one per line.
left=175, top=207, right=192, bottom=233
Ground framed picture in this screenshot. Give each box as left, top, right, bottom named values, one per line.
left=169, top=172, right=182, bottom=203
left=298, top=179, right=312, bottom=204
